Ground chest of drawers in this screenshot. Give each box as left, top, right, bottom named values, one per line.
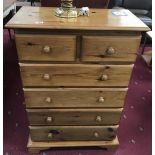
left=6, top=6, right=149, bottom=153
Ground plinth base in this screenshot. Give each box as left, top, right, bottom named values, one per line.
left=27, top=135, right=119, bottom=153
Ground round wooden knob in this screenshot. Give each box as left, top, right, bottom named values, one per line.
left=106, top=47, right=115, bottom=55
left=43, top=45, right=51, bottom=53
left=43, top=74, right=50, bottom=80
left=47, top=133, right=53, bottom=138
left=98, top=97, right=105, bottom=103
left=45, top=97, right=52, bottom=103
left=94, top=132, right=99, bottom=138
left=46, top=116, right=53, bottom=123
left=96, top=116, right=102, bottom=122
left=100, top=74, right=108, bottom=81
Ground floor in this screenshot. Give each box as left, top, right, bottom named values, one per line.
left=3, top=30, right=152, bottom=155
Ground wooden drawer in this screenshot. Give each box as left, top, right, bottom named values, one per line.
left=15, top=34, right=76, bottom=61
left=20, top=64, right=133, bottom=87
left=82, top=35, right=140, bottom=62
left=30, top=125, right=118, bottom=141
left=27, top=108, right=122, bottom=125
left=24, top=88, right=127, bottom=108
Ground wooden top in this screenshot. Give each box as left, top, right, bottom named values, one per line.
left=6, top=6, right=150, bottom=31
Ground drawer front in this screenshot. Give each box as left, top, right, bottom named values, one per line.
left=27, top=108, right=122, bottom=125
left=30, top=125, right=118, bottom=141
left=82, top=35, right=140, bottom=62
left=24, top=88, right=127, bottom=108
left=20, top=64, right=133, bottom=87
left=15, top=34, right=76, bottom=61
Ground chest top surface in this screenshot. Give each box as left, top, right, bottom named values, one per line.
left=6, top=6, right=149, bottom=31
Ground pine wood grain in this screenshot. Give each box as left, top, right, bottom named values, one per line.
left=20, top=64, right=133, bottom=87
left=29, top=125, right=118, bottom=141
left=15, top=34, right=76, bottom=61
left=27, top=108, right=123, bottom=125
left=24, top=88, right=127, bottom=108
left=5, top=7, right=150, bottom=31
left=82, top=35, right=140, bottom=62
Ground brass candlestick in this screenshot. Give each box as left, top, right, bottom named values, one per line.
left=55, top=0, right=78, bottom=18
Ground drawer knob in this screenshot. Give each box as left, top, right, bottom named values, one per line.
left=43, top=74, right=51, bottom=80
left=48, top=133, right=53, bottom=138
left=45, top=97, right=52, bottom=103
left=100, top=74, right=108, bottom=81
left=94, top=132, right=99, bottom=138
left=46, top=116, right=53, bottom=123
left=96, top=116, right=102, bottom=122
left=98, top=97, right=105, bottom=103
left=106, top=47, right=115, bottom=55
left=43, top=45, right=51, bottom=53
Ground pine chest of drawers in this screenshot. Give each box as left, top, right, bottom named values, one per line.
left=6, top=6, right=149, bottom=153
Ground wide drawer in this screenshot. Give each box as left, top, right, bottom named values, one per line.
left=15, top=34, right=76, bottom=61
left=24, top=88, right=127, bottom=108
left=20, top=64, right=133, bottom=87
left=29, top=125, right=118, bottom=141
left=27, top=108, right=122, bottom=125
left=82, top=35, right=140, bottom=62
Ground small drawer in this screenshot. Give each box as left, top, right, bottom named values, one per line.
left=24, top=88, right=127, bottom=108
left=27, top=108, right=122, bottom=125
left=82, top=35, right=141, bottom=62
left=15, top=34, right=76, bottom=61
left=20, top=64, right=133, bottom=87
left=29, top=125, right=118, bottom=141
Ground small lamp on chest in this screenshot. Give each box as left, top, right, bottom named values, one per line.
left=55, top=0, right=78, bottom=18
